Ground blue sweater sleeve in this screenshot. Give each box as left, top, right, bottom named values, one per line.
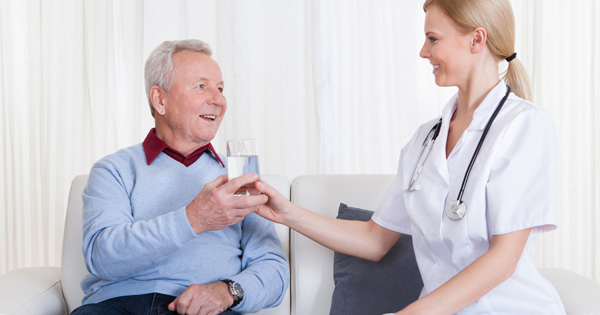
left=230, top=214, right=290, bottom=313
left=82, top=160, right=197, bottom=280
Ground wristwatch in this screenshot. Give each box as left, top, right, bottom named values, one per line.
left=222, top=279, right=244, bottom=308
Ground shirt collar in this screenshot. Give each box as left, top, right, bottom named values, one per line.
left=142, top=128, right=225, bottom=168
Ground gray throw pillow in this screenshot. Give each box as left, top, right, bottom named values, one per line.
left=329, top=203, right=423, bottom=315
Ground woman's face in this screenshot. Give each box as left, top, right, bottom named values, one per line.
left=419, top=4, right=473, bottom=87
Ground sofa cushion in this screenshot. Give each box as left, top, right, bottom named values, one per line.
left=330, top=204, right=423, bottom=315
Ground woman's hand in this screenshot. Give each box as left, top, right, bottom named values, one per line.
left=255, top=178, right=401, bottom=261
left=254, top=179, right=294, bottom=225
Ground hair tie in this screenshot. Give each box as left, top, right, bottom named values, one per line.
left=505, top=52, right=517, bottom=62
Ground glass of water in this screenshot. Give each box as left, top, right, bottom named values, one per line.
left=227, top=138, right=260, bottom=196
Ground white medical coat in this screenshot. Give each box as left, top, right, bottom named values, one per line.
left=372, top=81, right=565, bottom=314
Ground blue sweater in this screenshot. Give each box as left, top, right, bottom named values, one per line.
left=81, top=143, right=289, bottom=313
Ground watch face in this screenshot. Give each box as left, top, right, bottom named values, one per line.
left=231, top=281, right=244, bottom=297
left=224, top=280, right=244, bottom=308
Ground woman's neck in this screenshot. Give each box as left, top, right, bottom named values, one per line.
left=454, top=75, right=500, bottom=122
left=453, top=52, right=501, bottom=121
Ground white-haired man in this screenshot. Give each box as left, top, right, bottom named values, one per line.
left=72, top=40, right=289, bottom=315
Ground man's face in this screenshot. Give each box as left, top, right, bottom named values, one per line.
left=159, top=50, right=226, bottom=148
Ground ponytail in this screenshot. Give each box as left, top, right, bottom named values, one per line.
left=503, top=57, right=532, bottom=101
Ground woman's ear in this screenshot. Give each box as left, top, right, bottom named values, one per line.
left=150, top=86, right=167, bottom=116
left=470, top=27, right=487, bottom=53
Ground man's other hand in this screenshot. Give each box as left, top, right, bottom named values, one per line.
left=168, top=281, right=233, bottom=315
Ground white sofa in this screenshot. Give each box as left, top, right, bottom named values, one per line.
left=1, top=174, right=600, bottom=315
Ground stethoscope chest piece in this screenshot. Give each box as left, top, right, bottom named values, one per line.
left=445, top=200, right=466, bottom=220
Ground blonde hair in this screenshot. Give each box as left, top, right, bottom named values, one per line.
left=423, top=0, right=532, bottom=101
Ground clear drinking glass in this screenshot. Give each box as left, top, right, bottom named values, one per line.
left=227, top=138, right=260, bottom=196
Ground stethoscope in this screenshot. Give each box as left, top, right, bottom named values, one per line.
left=407, top=86, right=511, bottom=220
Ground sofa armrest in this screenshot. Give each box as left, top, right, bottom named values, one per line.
left=538, top=267, right=600, bottom=315
left=0, top=267, right=67, bottom=315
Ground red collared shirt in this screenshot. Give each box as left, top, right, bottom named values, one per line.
left=142, top=128, right=225, bottom=167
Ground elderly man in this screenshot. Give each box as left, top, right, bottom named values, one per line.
left=72, top=40, right=289, bottom=315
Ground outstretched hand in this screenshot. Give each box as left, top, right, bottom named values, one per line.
left=186, top=173, right=268, bottom=235
left=253, top=179, right=294, bottom=225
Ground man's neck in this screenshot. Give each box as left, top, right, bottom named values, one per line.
left=154, top=124, right=208, bottom=157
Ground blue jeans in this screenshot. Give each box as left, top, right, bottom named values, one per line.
left=71, top=293, right=241, bottom=315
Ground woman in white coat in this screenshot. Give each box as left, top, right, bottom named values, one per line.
left=256, top=0, right=565, bottom=313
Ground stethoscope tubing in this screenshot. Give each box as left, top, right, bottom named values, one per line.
left=455, top=86, right=511, bottom=203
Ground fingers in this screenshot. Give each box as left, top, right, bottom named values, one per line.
left=210, top=173, right=267, bottom=207
left=222, top=172, right=260, bottom=194
left=169, top=283, right=231, bottom=315
left=204, top=174, right=229, bottom=190
left=231, top=192, right=268, bottom=209
left=253, top=179, right=295, bottom=225
left=255, top=179, right=275, bottom=196
left=168, top=287, right=199, bottom=315
left=168, top=292, right=192, bottom=314
left=210, top=173, right=267, bottom=208
left=256, top=179, right=289, bottom=208
left=187, top=173, right=269, bottom=234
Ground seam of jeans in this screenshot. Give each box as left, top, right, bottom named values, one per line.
left=150, top=293, right=157, bottom=314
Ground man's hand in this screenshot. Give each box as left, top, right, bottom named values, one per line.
left=168, top=281, right=233, bottom=315
left=186, top=173, right=268, bottom=235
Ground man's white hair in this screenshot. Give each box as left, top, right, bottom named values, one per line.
left=144, top=39, right=213, bottom=117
